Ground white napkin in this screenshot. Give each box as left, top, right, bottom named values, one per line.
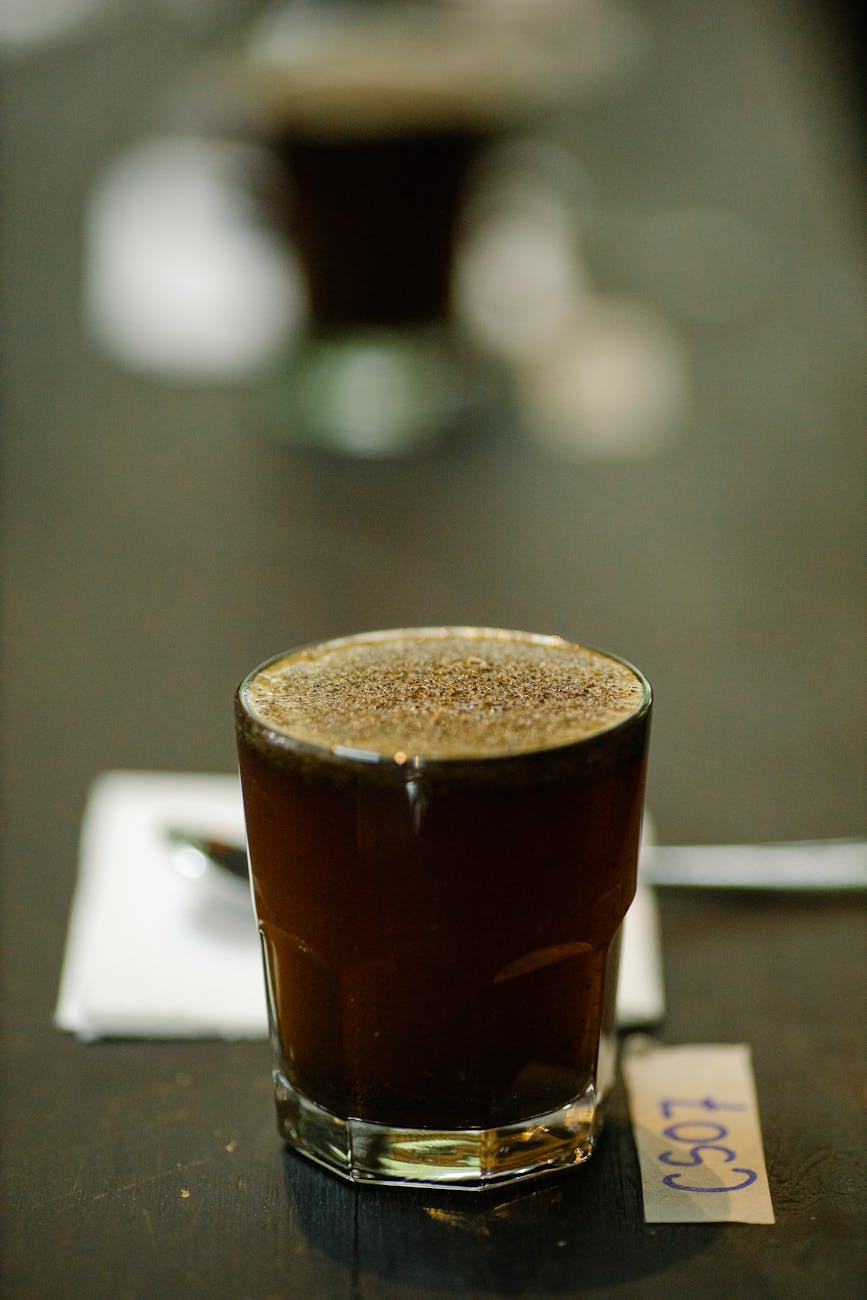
left=55, top=771, right=265, bottom=1040
left=55, top=771, right=664, bottom=1040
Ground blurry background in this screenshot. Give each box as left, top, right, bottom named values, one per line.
left=2, top=0, right=864, bottom=943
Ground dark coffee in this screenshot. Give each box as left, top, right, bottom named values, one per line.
left=273, top=129, right=479, bottom=330
left=236, top=629, right=650, bottom=1134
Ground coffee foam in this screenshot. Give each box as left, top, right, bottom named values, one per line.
left=235, top=7, right=584, bottom=138
left=242, top=628, right=646, bottom=761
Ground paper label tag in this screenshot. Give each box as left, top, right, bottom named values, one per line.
left=622, top=1041, right=775, bottom=1224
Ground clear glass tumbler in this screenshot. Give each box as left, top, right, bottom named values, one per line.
left=235, top=627, right=651, bottom=1189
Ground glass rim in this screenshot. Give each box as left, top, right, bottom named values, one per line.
left=235, top=625, right=652, bottom=773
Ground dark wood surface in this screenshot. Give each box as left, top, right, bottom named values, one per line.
left=2, top=3, right=864, bottom=1296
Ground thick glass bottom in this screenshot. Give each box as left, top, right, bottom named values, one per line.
left=273, top=1069, right=602, bottom=1190
left=258, top=325, right=503, bottom=458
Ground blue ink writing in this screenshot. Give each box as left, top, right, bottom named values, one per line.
left=657, top=1098, right=757, bottom=1193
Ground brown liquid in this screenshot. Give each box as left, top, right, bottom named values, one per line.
left=244, top=7, right=576, bottom=334
left=236, top=629, right=650, bottom=1130
left=251, top=32, right=496, bottom=330
left=273, top=129, right=479, bottom=330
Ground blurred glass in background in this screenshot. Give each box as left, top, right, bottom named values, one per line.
left=77, top=0, right=671, bottom=458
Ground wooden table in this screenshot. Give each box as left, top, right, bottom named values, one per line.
left=3, top=3, right=864, bottom=1296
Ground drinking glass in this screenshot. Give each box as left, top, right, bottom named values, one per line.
left=235, top=628, right=651, bottom=1189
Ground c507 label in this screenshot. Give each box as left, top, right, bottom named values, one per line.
left=623, top=1043, right=775, bottom=1223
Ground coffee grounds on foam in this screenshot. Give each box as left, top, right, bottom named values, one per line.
left=243, top=629, right=645, bottom=760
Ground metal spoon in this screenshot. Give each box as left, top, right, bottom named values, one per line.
left=166, top=828, right=866, bottom=892
left=166, top=828, right=249, bottom=882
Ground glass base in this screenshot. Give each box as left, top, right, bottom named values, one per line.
left=258, top=325, right=503, bottom=458
left=274, top=1069, right=602, bottom=1190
